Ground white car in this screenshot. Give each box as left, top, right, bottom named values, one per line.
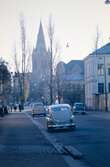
left=31, top=102, right=45, bottom=117
left=46, top=104, right=75, bottom=131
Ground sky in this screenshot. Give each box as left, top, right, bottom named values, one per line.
left=0, top=0, right=110, bottom=71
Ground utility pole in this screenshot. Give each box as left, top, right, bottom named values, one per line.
left=20, top=15, right=26, bottom=108
left=50, top=42, right=53, bottom=104
left=104, top=0, right=110, bottom=111
left=48, top=16, right=54, bottom=104
left=104, top=55, right=108, bottom=111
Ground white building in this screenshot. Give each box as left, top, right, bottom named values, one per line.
left=85, top=42, right=110, bottom=111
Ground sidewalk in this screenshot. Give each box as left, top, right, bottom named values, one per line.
left=0, top=112, right=71, bottom=167
left=25, top=112, right=90, bottom=167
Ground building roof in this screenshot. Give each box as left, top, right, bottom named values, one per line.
left=35, top=21, right=46, bottom=53
left=56, top=60, right=84, bottom=81
left=90, top=42, right=110, bottom=55
left=65, top=60, right=84, bottom=74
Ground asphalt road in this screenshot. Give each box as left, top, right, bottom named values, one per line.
left=0, top=112, right=71, bottom=167
left=34, top=111, right=110, bottom=167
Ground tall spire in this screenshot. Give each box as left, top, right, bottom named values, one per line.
left=35, top=21, right=46, bottom=54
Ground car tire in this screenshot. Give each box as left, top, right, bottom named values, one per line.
left=70, top=125, right=76, bottom=131
left=81, top=112, right=86, bottom=115
left=47, top=123, right=53, bottom=132
left=47, top=127, right=53, bottom=132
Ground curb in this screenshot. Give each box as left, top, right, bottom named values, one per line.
left=25, top=112, right=89, bottom=167
left=64, top=145, right=83, bottom=159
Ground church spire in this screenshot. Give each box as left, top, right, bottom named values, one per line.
left=35, top=21, right=46, bottom=54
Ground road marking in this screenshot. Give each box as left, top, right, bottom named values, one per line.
left=25, top=112, right=90, bottom=167
left=25, top=112, right=67, bottom=154
left=64, top=145, right=83, bottom=159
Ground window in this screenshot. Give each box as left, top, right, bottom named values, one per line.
left=108, top=83, right=110, bottom=93
left=108, top=68, right=110, bottom=75
left=98, top=83, right=104, bottom=94
left=97, top=64, right=104, bottom=75
left=52, top=106, right=70, bottom=112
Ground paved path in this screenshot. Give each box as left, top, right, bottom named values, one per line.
left=0, top=112, right=69, bottom=167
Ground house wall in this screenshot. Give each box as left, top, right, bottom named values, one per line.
left=85, top=53, right=110, bottom=111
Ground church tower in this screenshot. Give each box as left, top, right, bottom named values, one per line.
left=32, top=21, right=50, bottom=81
left=31, top=21, right=50, bottom=102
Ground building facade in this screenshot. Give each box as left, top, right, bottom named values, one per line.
left=56, top=60, right=84, bottom=105
left=85, top=42, right=110, bottom=111
left=32, top=22, right=50, bottom=82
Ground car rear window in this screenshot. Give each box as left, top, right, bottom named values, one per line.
left=75, top=103, right=84, bottom=109
left=34, top=103, right=43, bottom=107
left=51, top=107, right=70, bottom=112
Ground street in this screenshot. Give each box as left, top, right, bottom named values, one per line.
left=32, top=110, right=110, bottom=167
left=1, top=110, right=110, bottom=167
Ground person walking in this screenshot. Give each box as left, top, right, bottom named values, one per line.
left=14, top=104, right=17, bottom=112
left=4, top=105, right=8, bottom=114
left=19, top=104, right=22, bottom=112
left=0, top=105, right=4, bottom=117
left=10, top=104, right=13, bottom=112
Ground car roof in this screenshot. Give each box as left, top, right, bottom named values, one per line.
left=31, top=102, right=43, bottom=106
left=33, top=102, right=43, bottom=104
left=49, top=104, right=71, bottom=108
left=74, top=102, right=84, bottom=105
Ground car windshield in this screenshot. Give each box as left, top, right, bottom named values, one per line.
left=51, top=106, right=70, bottom=112
left=75, top=103, right=84, bottom=109
left=34, top=103, right=43, bottom=107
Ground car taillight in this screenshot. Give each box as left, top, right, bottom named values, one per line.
left=70, top=115, right=75, bottom=122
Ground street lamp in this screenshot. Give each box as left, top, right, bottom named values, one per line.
left=105, top=0, right=110, bottom=4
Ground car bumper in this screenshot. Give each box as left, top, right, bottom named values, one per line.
left=73, top=110, right=86, bottom=114
left=47, top=123, right=76, bottom=129
left=32, top=112, right=46, bottom=116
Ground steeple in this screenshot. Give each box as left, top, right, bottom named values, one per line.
left=35, top=21, right=46, bottom=54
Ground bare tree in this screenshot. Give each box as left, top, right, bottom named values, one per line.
left=94, top=25, right=100, bottom=55
left=12, top=15, right=31, bottom=106
left=48, top=16, right=61, bottom=104
left=55, top=61, right=65, bottom=104
left=13, top=46, right=22, bottom=103
left=48, top=16, right=54, bottom=104
left=20, top=14, right=26, bottom=106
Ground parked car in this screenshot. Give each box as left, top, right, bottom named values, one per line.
left=31, top=102, right=45, bottom=117
left=73, top=102, right=86, bottom=115
left=46, top=104, right=76, bottom=131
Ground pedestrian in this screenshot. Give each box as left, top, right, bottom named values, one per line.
left=19, top=104, right=22, bottom=112
left=10, top=104, right=13, bottom=112
left=0, top=105, right=4, bottom=117
left=4, top=105, right=8, bottom=114
left=14, top=104, right=17, bottom=112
